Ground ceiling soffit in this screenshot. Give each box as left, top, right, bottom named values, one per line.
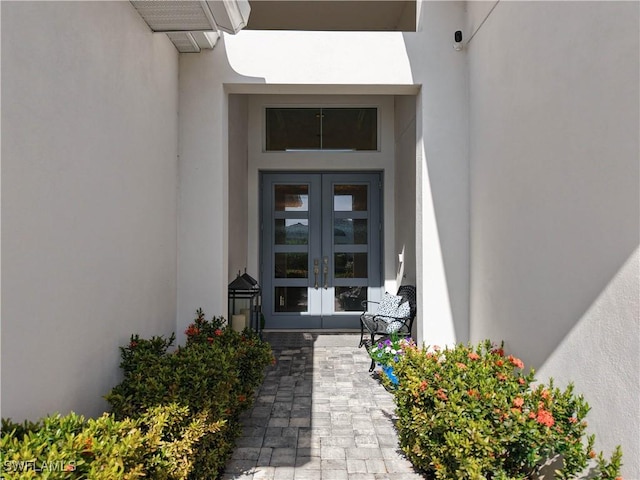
left=246, top=1, right=416, bottom=32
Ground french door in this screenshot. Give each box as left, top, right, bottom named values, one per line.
left=261, top=172, right=382, bottom=329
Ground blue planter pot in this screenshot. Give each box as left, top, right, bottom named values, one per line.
left=382, top=365, right=399, bottom=385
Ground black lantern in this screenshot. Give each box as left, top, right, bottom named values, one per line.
left=228, top=269, right=262, bottom=335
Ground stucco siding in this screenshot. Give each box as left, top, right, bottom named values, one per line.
left=468, top=2, right=640, bottom=475
left=1, top=1, right=179, bottom=420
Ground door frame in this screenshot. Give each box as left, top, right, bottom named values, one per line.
left=260, top=170, right=384, bottom=330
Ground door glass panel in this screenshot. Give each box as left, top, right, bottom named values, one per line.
left=334, top=219, right=367, bottom=245
left=334, top=185, right=368, bottom=211
left=322, top=108, right=377, bottom=151
left=335, top=286, right=367, bottom=312
left=274, top=287, right=308, bottom=312
left=334, top=253, right=368, bottom=278
left=266, top=108, right=321, bottom=151
left=275, top=253, right=308, bottom=278
left=275, top=219, right=309, bottom=245
left=275, top=185, right=309, bottom=211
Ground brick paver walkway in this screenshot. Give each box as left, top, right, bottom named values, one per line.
left=222, top=332, right=424, bottom=480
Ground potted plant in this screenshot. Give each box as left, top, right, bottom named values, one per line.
left=367, top=333, right=414, bottom=385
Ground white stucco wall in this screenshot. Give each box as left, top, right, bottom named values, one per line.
left=1, top=1, right=179, bottom=420
left=467, top=2, right=639, bottom=475
left=394, top=95, right=417, bottom=289
left=404, top=1, right=470, bottom=346
left=228, top=95, right=249, bottom=281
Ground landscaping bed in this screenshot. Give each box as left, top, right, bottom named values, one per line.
left=1, top=309, right=274, bottom=480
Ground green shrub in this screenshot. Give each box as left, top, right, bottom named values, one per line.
left=392, top=340, right=623, bottom=480
left=1, top=404, right=217, bottom=479
left=105, top=310, right=273, bottom=480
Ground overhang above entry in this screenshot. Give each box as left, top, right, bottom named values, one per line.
left=130, top=0, right=251, bottom=52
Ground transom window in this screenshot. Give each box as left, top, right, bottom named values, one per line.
left=265, top=107, right=378, bottom=152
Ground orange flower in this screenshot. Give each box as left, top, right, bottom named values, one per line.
left=436, top=389, right=448, bottom=401
left=508, top=355, right=524, bottom=369
left=64, top=464, right=76, bottom=472
left=497, top=373, right=507, bottom=381
left=456, top=362, right=467, bottom=369
left=536, top=409, right=555, bottom=427
left=467, top=389, right=479, bottom=398
left=518, top=377, right=526, bottom=385
left=588, top=450, right=596, bottom=459
left=496, top=359, right=504, bottom=367
left=467, top=352, right=480, bottom=361
left=513, top=397, right=524, bottom=408
left=568, top=416, right=577, bottom=424
left=238, top=394, right=247, bottom=402
left=540, top=389, right=550, bottom=400
left=419, top=380, right=428, bottom=391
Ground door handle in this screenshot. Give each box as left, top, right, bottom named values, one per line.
left=313, top=259, right=319, bottom=289
left=322, top=256, right=329, bottom=289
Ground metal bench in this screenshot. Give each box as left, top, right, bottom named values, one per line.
left=358, top=285, right=417, bottom=371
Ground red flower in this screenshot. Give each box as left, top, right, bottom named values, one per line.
left=238, top=394, right=247, bottom=402
left=185, top=325, right=200, bottom=336
left=467, top=352, right=480, bottom=361
left=491, top=346, right=504, bottom=356
left=129, top=341, right=138, bottom=348
left=215, top=329, right=223, bottom=336
left=207, top=337, right=214, bottom=344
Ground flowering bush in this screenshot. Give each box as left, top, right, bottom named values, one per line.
left=184, top=308, right=226, bottom=343
left=106, top=310, right=274, bottom=480
left=392, top=340, right=623, bottom=480
left=368, top=334, right=415, bottom=366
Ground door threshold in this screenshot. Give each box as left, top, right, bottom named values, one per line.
left=261, top=329, right=360, bottom=333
